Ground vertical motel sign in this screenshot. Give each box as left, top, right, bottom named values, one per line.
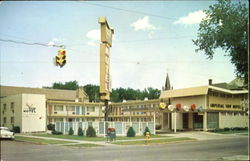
left=99, top=17, right=114, bottom=101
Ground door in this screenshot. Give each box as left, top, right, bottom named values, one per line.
left=183, top=113, right=189, bottom=129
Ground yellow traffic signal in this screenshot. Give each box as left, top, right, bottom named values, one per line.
left=56, top=49, right=66, bottom=68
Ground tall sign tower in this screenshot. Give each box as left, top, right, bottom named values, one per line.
left=99, top=17, right=114, bottom=121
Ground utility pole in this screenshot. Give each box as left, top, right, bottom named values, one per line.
left=99, top=17, right=114, bottom=122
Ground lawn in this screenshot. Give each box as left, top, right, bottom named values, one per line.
left=15, top=136, right=76, bottom=145
left=113, top=137, right=196, bottom=145
left=32, top=133, right=169, bottom=141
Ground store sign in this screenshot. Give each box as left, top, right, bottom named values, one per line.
left=23, top=103, right=36, bottom=113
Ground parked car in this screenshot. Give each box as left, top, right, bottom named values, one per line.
left=0, top=127, right=15, bottom=140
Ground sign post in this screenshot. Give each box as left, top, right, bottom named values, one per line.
left=99, top=17, right=114, bottom=122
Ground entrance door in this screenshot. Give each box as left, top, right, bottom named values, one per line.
left=163, top=113, right=168, bottom=129
left=183, top=113, right=189, bottom=129
left=193, top=113, right=203, bottom=129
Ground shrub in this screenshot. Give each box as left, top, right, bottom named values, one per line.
left=52, top=130, right=63, bottom=135
left=143, top=126, right=151, bottom=136
left=47, top=124, right=55, bottom=131
left=78, top=127, right=84, bottom=136
left=214, top=128, right=224, bottom=132
left=68, top=127, right=74, bottom=135
left=127, top=127, right=136, bottom=137
left=224, top=127, right=230, bottom=131
left=86, top=126, right=96, bottom=137
left=13, top=126, right=20, bottom=133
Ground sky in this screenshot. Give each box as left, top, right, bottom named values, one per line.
left=0, top=1, right=240, bottom=90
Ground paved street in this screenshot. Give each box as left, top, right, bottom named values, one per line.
left=1, top=135, right=248, bottom=161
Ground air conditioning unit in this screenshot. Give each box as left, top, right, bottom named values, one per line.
left=54, top=111, right=57, bottom=114
left=72, top=112, right=75, bottom=114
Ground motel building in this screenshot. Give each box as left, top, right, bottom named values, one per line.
left=159, top=79, right=249, bottom=132
left=0, top=79, right=248, bottom=135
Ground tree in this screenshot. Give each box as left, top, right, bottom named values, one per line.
left=127, top=127, right=136, bottom=137
left=77, top=127, right=84, bottom=136
left=143, top=126, right=151, bottom=136
left=68, top=127, right=74, bottom=135
left=86, top=126, right=96, bottom=137
left=193, top=0, right=248, bottom=86
left=49, top=80, right=79, bottom=90
left=83, top=84, right=100, bottom=102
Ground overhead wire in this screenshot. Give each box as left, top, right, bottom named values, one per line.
left=78, top=1, right=178, bottom=20
left=0, top=38, right=65, bottom=48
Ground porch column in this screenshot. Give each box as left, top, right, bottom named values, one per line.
left=161, top=113, right=164, bottom=129
left=174, top=111, right=177, bottom=133
left=168, top=113, right=170, bottom=129
left=203, top=112, right=207, bottom=131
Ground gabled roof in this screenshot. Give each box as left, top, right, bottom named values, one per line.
left=160, top=85, right=248, bottom=99
left=0, top=86, right=88, bottom=101
left=160, top=86, right=209, bottom=98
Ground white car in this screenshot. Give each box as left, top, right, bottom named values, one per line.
left=0, top=127, right=15, bottom=139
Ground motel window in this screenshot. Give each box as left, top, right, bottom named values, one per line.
left=68, top=118, right=74, bottom=122
left=11, top=117, right=14, bottom=124
left=225, top=104, right=231, bottom=108
left=54, top=118, right=63, bottom=122
left=3, top=104, right=6, bottom=111
left=67, top=106, right=75, bottom=111
left=11, top=102, right=14, bottom=110
left=54, top=105, right=63, bottom=111
left=232, top=105, right=240, bottom=109
left=221, top=112, right=226, bottom=116
left=3, top=117, right=6, bottom=123
left=87, top=106, right=95, bottom=112
left=87, top=118, right=95, bottom=122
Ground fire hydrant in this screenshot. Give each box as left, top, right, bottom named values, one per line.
left=146, top=132, right=150, bottom=144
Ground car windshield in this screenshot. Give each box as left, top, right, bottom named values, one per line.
left=0, top=127, right=9, bottom=130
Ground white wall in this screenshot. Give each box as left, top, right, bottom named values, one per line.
left=21, top=94, right=46, bottom=132
left=220, top=112, right=248, bottom=128
left=0, top=94, right=22, bottom=130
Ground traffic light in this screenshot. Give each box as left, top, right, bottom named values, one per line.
left=55, top=49, right=66, bottom=68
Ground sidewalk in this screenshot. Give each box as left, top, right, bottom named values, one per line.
left=158, top=131, right=248, bottom=141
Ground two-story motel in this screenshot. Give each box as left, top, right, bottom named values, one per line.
left=0, top=80, right=248, bottom=133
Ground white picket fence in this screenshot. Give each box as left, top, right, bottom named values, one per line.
left=54, top=121, right=155, bottom=136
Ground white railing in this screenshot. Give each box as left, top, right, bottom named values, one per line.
left=54, top=121, right=155, bottom=136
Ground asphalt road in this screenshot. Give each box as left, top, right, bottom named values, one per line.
left=1, top=137, right=249, bottom=161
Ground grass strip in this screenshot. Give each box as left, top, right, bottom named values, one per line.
left=64, top=143, right=102, bottom=148
left=33, top=134, right=106, bottom=141
left=115, top=135, right=169, bottom=140
left=15, top=136, right=76, bottom=145
left=113, top=137, right=196, bottom=145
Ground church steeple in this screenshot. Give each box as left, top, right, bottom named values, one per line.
left=164, top=73, right=171, bottom=90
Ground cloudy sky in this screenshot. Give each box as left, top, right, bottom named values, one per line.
left=0, top=1, right=237, bottom=90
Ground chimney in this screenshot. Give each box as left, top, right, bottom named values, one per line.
left=208, top=79, right=212, bottom=85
